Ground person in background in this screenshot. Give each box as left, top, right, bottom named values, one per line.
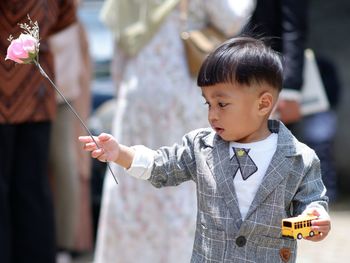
left=93, top=0, right=256, bottom=262
left=49, top=21, right=82, bottom=263
left=244, top=0, right=308, bottom=125
left=290, top=54, right=341, bottom=202
left=48, top=7, right=94, bottom=262
left=244, top=0, right=339, bottom=202
left=72, top=17, right=94, bottom=255
left=0, top=1, right=76, bottom=263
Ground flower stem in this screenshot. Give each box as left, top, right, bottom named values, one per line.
left=34, top=60, right=119, bottom=185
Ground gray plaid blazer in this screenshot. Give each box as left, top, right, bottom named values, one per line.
left=149, top=120, right=328, bottom=263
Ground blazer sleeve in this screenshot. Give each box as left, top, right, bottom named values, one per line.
left=291, top=153, right=328, bottom=216
left=281, top=0, right=309, bottom=92
left=148, top=131, right=199, bottom=188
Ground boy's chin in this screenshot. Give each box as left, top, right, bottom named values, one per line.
left=216, top=133, right=232, bottom=142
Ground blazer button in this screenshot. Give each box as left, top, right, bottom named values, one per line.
left=236, top=236, right=247, bottom=247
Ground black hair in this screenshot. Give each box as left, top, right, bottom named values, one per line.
left=197, top=36, right=283, bottom=92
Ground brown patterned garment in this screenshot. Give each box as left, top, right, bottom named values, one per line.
left=0, top=0, right=77, bottom=124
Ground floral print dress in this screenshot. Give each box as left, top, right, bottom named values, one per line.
left=94, top=1, right=256, bottom=262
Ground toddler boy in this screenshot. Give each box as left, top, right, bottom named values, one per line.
left=80, top=37, right=331, bottom=262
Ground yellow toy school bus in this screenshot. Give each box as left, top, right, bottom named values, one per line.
left=282, top=214, right=319, bottom=240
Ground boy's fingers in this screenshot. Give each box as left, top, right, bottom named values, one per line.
left=305, top=230, right=329, bottom=241
left=312, top=218, right=331, bottom=230
left=91, top=148, right=104, bottom=159
left=312, top=210, right=320, bottom=217
left=97, top=154, right=107, bottom=162
left=305, top=235, right=323, bottom=242
left=79, top=135, right=95, bottom=143
left=98, top=133, right=112, bottom=142
left=94, top=148, right=109, bottom=162
left=312, top=219, right=330, bottom=226
left=304, top=208, right=320, bottom=217
left=312, top=225, right=330, bottom=233
left=84, top=142, right=98, bottom=151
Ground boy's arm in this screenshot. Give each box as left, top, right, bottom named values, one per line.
left=292, top=154, right=328, bottom=214
left=79, top=133, right=158, bottom=180
left=79, top=130, right=199, bottom=185
left=148, top=130, right=200, bottom=188
left=292, top=154, right=331, bottom=241
left=116, top=144, right=136, bottom=169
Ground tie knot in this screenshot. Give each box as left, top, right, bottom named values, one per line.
left=233, top=147, right=250, bottom=157
left=236, top=148, right=246, bottom=157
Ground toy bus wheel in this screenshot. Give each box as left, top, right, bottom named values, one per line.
left=309, top=231, right=315, bottom=237
left=297, top=233, right=303, bottom=240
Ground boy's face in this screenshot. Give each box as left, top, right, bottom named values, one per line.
left=201, top=82, right=274, bottom=143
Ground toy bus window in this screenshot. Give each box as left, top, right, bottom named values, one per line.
left=283, top=221, right=292, bottom=228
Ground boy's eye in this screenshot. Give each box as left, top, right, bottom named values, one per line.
left=218, top=102, right=228, bottom=108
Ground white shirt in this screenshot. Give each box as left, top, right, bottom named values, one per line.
left=230, top=133, right=278, bottom=219
left=127, top=133, right=278, bottom=220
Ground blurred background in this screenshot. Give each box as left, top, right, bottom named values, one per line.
left=74, top=0, right=350, bottom=262
left=308, top=1, right=350, bottom=194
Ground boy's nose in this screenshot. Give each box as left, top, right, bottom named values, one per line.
left=208, top=108, right=219, bottom=122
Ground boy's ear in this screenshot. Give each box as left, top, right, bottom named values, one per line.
left=258, top=91, right=274, bottom=116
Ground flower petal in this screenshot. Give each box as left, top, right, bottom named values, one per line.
left=5, top=34, right=38, bottom=64
left=19, top=33, right=38, bottom=53
left=6, top=40, right=27, bottom=63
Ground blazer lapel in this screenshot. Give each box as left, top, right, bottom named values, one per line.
left=244, top=150, right=293, bottom=219
left=245, top=120, right=300, bottom=219
left=204, top=133, right=243, bottom=227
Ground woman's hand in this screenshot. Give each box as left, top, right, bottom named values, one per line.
left=276, top=99, right=302, bottom=124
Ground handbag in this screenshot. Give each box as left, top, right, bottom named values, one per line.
left=300, top=49, right=330, bottom=115
left=180, top=0, right=226, bottom=77
left=274, top=49, right=330, bottom=120
left=181, top=27, right=226, bottom=77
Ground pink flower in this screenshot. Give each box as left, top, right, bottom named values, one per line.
left=5, top=33, right=39, bottom=64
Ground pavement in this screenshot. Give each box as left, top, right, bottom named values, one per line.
left=71, top=197, right=350, bottom=263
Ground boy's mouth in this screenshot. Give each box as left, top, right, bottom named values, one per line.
left=214, top=127, right=224, bottom=134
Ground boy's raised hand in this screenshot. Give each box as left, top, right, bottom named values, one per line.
left=79, top=133, right=120, bottom=163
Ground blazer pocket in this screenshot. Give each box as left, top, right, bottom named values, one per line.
left=193, top=224, right=226, bottom=261
left=256, top=236, right=296, bottom=263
